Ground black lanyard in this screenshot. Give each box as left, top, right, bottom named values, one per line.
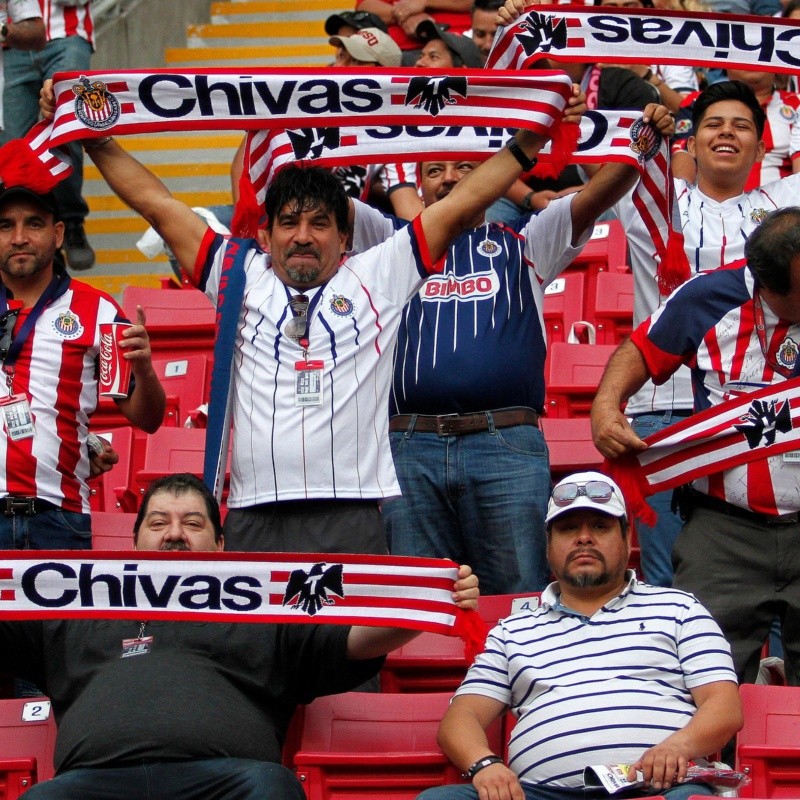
left=0, top=271, right=71, bottom=370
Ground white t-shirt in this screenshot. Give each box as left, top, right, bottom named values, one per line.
left=615, top=172, right=800, bottom=414
left=0, top=0, right=41, bottom=129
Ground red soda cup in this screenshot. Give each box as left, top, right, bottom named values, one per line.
left=98, top=322, right=132, bottom=398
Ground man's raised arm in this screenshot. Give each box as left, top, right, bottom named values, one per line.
left=40, top=80, right=208, bottom=279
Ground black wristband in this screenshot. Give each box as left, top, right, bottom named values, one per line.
left=522, top=190, right=535, bottom=211
left=462, top=754, right=504, bottom=780
left=506, top=136, right=537, bottom=172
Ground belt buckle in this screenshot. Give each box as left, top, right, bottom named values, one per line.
left=435, top=413, right=459, bottom=436
left=4, top=497, right=35, bottom=516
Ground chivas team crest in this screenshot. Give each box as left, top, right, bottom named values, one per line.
left=72, top=76, right=121, bottom=131
left=52, top=311, right=83, bottom=340
left=629, top=117, right=661, bottom=163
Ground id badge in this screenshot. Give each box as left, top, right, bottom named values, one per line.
left=0, top=393, right=34, bottom=441
left=121, top=636, right=154, bottom=658
left=295, top=360, right=324, bottom=407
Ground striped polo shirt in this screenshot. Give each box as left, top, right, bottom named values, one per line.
left=456, top=572, right=736, bottom=788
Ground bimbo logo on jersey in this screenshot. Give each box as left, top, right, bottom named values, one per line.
left=422, top=271, right=500, bottom=302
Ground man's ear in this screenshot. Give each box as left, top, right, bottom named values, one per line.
left=686, top=136, right=696, bottom=159
left=258, top=227, right=270, bottom=252
left=754, top=139, right=766, bottom=164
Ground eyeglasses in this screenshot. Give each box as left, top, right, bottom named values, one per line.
left=551, top=480, right=615, bottom=508
left=0, top=308, right=19, bottom=361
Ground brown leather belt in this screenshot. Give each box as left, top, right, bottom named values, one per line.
left=389, top=407, right=539, bottom=437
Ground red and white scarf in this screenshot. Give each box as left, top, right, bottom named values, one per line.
left=487, top=5, right=800, bottom=75
left=0, top=551, right=487, bottom=657
left=604, top=378, right=800, bottom=524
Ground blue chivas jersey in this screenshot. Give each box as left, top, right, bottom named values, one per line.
left=351, top=197, right=584, bottom=415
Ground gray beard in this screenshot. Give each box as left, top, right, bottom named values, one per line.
left=561, top=569, right=613, bottom=589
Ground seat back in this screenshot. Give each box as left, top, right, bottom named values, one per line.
left=593, top=271, right=634, bottom=345
left=544, top=342, right=617, bottom=418
left=91, top=512, right=138, bottom=551
left=0, top=698, right=57, bottom=788
left=736, top=684, right=800, bottom=798
left=541, top=417, right=603, bottom=480
left=543, top=273, right=586, bottom=347
left=380, top=633, right=468, bottom=694
left=478, top=594, right=541, bottom=627
left=292, top=691, right=502, bottom=800
left=87, top=427, right=147, bottom=513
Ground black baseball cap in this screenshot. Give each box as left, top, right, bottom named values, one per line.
left=415, top=20, right=484, bottom=68
left=324, top=10, right=388, bottom=36
left=0, top=185, right=58, bottom=217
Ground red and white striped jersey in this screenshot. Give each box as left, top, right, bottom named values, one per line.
left=38, top=0, right=93, bottom=45
left=744, top=90, right=800, bottom=190
left=0, top=277, right=125, bottom=513
left=632, top=266, right=800, bottom=515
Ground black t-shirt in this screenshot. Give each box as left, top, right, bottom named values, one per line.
left=0, top=619, right=382, bottom=773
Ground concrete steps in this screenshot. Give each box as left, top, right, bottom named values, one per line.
left=82, top=1, right=336, bottom=295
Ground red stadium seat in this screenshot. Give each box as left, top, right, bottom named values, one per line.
left=0, top=698, right=57, bottom=793
left=544, top=342, right=617, bottom=418
left=478, top=594, right=541, bottom=627
left=121, top=286, right=216, bottom=357
left=87, top=427, right=147, bottom=513
left=593, top=271, right=634, bottom=345
left=134, top=427, right=230, bottom=499
left=91, top=512, right=137, bottom=551
left=543, top=273, right=587, bottom=347
left=292, top=692, right=502, bottom=800
left=91, top=353, right=211, bottom=431
left=380, top=633, right=468, bottom=694
left=736, top=684, right=800, bottom=797
left=541, top=417, right=603, bottom=479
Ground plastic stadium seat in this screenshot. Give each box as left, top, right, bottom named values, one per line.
left=292, top=692, right=502, bottom=800
left=91, top=353, right=211, bottom=431
left=87, top=427, right=147, bottom=514
left=134, top=427, right=231, bottom=499
left=478, top=594, right=541, bottom=627
left=543, top=273, right=586, bottom=347
left=121, top=286, right=216, bottom=357
left=0, top=698, right=57, bottom=793
left=91, top=512, right=138, bottom=551
left=593, top=271, right=634, bottom=345
left=736, top=684, right=800, bottom=797
left=380, top=633, right=468, bottom=694
left=544, top=342, right=617, bottom=418
left=541, top=417, right=603, bottom=479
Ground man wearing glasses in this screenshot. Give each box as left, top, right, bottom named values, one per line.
left=0, top=181, right=165, bottom=550
left=418, top=471, right=742, bottom=800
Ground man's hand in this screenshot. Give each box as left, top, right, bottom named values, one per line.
left=473, top=761, right=526, bottom=800
left=590, top=399, right=647, bottom=459
left=453, top=564, right=479, bottom=610
left=39, top=78, right=56, bottom=120
left=120, top=306, right=156, bottom=378
left=88, top=435, right=119, bottom=477
left=496, top=0, right=528, bottom=25
left=628, top=738, right=693, bottom=791
left=393, top=0, right=426, bottom=22
left=642, top=102, right=676, bottom=138
left=564, top=85, right=586, bottom=126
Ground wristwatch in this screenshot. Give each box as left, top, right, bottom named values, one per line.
left=461, top=754, right=503, bottom=780
left=0, top=24, right=8, bottom=43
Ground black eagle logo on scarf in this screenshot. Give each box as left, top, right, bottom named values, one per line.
left=282, top=562, right=345, bottom=616
left=286, top=128, right=342, bottom=160
left=734, top=398, right=793, bottom=449
left=405, top=76, right=468, bottom=117
left=516, top=13, right=569, bottom=56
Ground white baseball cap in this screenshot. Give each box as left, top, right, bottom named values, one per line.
left=545, top=471, right=628, bottom=525
left=329, top=27, right=402, bottom=67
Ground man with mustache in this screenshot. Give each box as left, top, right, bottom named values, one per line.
left=416, top=470, right=742, bottom=800
left=0, top=472, right=479, bottom=799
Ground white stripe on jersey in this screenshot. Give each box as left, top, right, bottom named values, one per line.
left=40, top=0, right=93, bottom=45
left=456, top=574, right=735, bottom=788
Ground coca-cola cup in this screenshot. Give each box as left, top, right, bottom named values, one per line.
left=98, top=322, right=132, bottom=398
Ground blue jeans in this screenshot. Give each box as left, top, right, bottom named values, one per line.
left=3, top=36, right=92, bottom=222
left=630, top=411, right=690, bottom=587
left=417, top=782, right=714, bottom=800
left=22, top=758, right=305, bottom=800
left=384, top=422, right=551, bottom=594
left=0, top=509, right=92, bottom=550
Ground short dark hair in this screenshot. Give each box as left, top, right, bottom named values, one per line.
left=691, top=80, right=766, bottom=140
left=471, top=0, right=504, bottom=12
left=265, top=165, right=349, bottom=234
left=133, top=473, right=223, bottom=543
left=745, top=207, right=800, bottom=296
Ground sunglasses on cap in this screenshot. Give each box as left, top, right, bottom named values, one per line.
left=551, top=480, right=615, bottom=507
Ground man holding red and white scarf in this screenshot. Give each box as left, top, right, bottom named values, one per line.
left=592, top=207, right=800, bottom=686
